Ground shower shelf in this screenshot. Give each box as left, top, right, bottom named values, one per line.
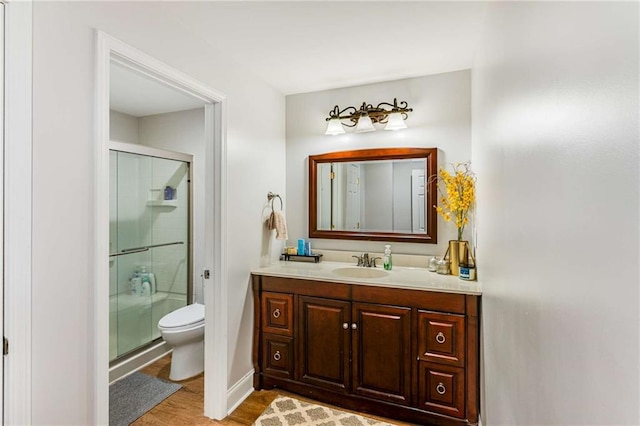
left=146, top=200, right=178, bottom=207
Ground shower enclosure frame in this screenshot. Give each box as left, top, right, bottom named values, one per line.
left=108, top=141, right=194, bottom=368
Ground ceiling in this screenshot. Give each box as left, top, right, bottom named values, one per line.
left=110, top=62, right=206, bottom=117
left=110, top=1, right=488, bottom=117
left=161, top=1, right=488, bottom=95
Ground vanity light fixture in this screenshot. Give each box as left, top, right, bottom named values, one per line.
left=324, top=98, right=412, bottom=135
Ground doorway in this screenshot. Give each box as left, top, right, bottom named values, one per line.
left=96, top=32, right=228, bottom=423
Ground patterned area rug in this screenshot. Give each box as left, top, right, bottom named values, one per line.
left=253, top=395, right=397, bottom=426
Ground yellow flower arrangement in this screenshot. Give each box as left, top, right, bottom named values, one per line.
left=431, top=162, right=476, bottom=241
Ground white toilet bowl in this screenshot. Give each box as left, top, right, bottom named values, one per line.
left=158, top=303, right=205, bottom=381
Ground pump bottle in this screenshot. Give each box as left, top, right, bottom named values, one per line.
left=383, top=245, right=392, bottom=270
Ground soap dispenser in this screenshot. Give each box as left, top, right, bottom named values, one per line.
left=383, top=245, right=392, bottom=270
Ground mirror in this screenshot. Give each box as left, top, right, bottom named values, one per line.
left=309, top=148, right=438, bottom=243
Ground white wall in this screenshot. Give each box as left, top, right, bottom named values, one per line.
left=31, top=2, right=285, bottom=424
left=109, top=110, right=139, bottom=144
left=472, top=2, right=639, bottom=425
left=286, top=70, right=471, bottom=257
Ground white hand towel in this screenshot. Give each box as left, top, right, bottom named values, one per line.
left=267, top=211, right=288, bottom=241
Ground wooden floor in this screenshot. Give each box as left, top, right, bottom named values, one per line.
left=131, top=354, right=414, bottom=425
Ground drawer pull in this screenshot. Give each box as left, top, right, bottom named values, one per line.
left=436, top=382, right=446, bottom=395
left=272, top=308, right=281, bottom=319
left=273, top=350, right=281, bottom=361
left=343, top=322, right=349, bottom=330
left=435, top=332, right=446, bottom=344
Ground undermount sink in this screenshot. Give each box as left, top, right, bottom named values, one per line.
left=332, top=267, right=389, bottom=279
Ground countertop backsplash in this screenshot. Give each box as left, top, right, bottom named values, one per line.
left=313, top=249, right=435, bottom=269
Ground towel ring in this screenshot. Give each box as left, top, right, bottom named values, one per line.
left=267, top=192, right=283, bottom=212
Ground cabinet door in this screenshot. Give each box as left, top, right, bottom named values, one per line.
left=298, top=296, right=351, bottom=393
left=263, top=334, right=294, bottom=380
left=262, top=292, right=294, bottom=336
left=418, top=362, right=465, bottom=419
left=417, top=310, right=465, bottom=367
left=352, top=302, right=412, bottom=405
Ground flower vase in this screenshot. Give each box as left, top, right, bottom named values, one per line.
left=448, top=240, right=470, bottom=276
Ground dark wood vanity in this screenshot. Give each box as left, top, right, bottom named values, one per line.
left=252, top=273, right=481, bottom=426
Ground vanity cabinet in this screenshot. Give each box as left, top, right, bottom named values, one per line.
left=252, top=274, right=480, bottom=426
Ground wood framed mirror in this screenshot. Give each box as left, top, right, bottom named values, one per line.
left=309, top=147, right=438, bottom=243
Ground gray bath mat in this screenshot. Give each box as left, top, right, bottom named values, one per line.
left=109, top=371, right=182, bottom=426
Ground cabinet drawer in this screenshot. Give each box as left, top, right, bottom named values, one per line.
left=418, top=310, right=465, bottom=367
left=418, top=362, right=465, bottom=419
left=262, top=292, right=294, bottom=336
left=263, top=334, right=294, bottom=379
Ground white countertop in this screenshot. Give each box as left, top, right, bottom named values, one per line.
left=252, top=261, right=482, bottom=295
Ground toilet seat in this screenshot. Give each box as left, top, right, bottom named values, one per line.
left=158, top=303, right=204, bottom=330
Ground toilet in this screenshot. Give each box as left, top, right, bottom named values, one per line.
left=158, top=303, right=205, bottom=381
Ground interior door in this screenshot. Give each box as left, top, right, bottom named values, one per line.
left=1, top=3, right=6, bottom=421
left=345, top=163, right=360, bottom=230
left=318, top=163, right=332, bottom=230
left=411, top=169, right=426, bottom=233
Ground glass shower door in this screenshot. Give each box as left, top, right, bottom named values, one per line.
left=109, top=149, right=190, bottom=362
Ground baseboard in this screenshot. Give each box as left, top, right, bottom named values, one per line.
left=227, top=370, right=254, bottom=415
left=109, top=341, right=171, bottom=384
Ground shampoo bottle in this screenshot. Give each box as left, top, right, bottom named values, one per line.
left=140, top=266, right=150, bottom=296
left=130, top=277, right=141, bottom=295
left=131, top=267, right=142, bottom=295
left=141, top=281, right=151, bottom=297
left=164, top=186, right=174, bottom=200
left=149, top=273, right=156, bottom=295
left=383, top=245, right=393, bottom=270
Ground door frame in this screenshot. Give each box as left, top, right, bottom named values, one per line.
left=4, top=1, right=32, bottom=425
left=95, top=32, right=229, bottom=423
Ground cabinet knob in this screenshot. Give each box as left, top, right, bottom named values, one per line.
left=435, top=331, right=446, bottom=344
left=273, top=350, right=281, bottom=361
left=343, top=322, right=349, bottom=330
left=351, top=323, right=358, bottom=330
left=272, top=308, right=281, bottom=319
left=436, top=382, right=446, bottom=395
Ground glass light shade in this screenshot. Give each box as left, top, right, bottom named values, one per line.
left=384, top=112, right=407, bottom=130
left=355, top=113, right=375, bottom=133
left=325, top=118, right=345, bottom=135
